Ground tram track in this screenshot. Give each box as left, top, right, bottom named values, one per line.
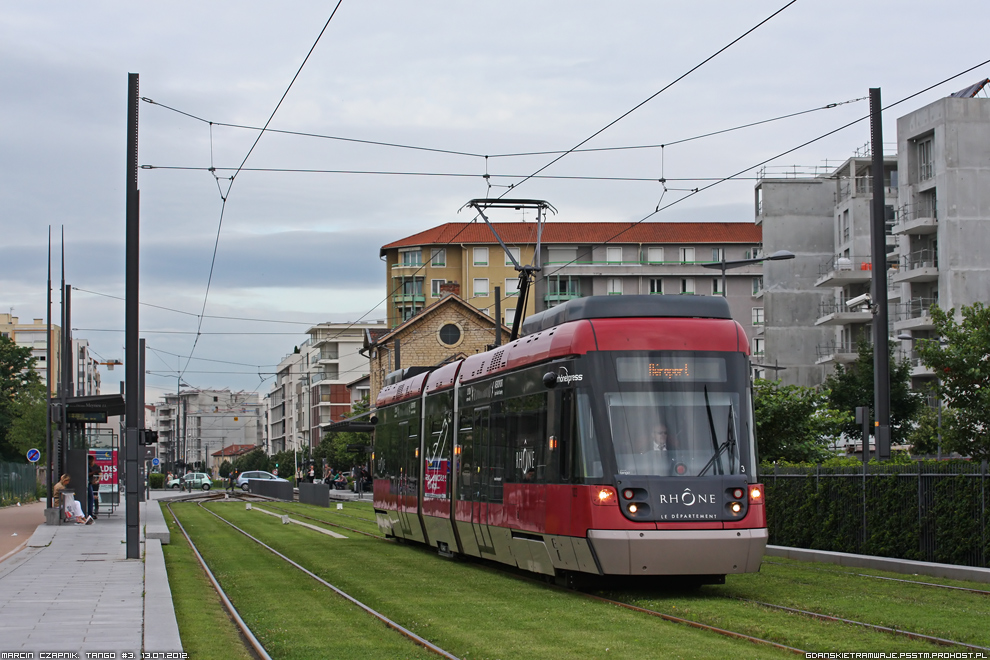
left=190, top=500, right=461, bottom=660
left=736, top=598, right=990, bottom=652
left=164, top=500, right=273, bottom=660
left=762, top=559, right=990, bottom=596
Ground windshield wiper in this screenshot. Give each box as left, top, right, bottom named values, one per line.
left=699, top=391, right=737, bottom=477
left=699, top=387, right=723, bottom=476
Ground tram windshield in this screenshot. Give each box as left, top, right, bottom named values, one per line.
left=604, top=354, right=749, bottom=478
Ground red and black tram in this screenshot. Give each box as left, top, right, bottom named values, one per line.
left=372, top=295, right=767, bottom=581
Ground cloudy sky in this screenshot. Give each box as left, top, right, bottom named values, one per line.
left=1, top=1, right=986, bottom=402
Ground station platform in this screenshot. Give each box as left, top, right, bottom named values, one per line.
left=0, top=491, right=181, bottom=655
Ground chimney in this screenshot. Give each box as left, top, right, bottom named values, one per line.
left=439, top=281, right=460, bottom=298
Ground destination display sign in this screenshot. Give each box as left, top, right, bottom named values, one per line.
left=615, top=356, right=726, bottom=383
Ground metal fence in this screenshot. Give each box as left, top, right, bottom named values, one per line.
left=0, top=461, right=39, bottom=506
left=764, top=462, right=989, bottom=569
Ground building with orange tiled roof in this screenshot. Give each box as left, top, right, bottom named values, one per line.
left=380, top=221, right=766, bottom=353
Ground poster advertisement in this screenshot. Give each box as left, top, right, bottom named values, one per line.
left=424, top=459, right=448, bottom=499
left=90, top=448, right=119, bottom=504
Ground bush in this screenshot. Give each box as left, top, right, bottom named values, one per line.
left=149, top=473, right=165, bottom=489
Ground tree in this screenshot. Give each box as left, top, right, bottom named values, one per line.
left=231, top=447, right=270, bottom=473
left=0, top=336, right=43, bottom=461
left=824, top=339, right=921, bottom=445
left=8, top=379, right=48, bottom=461
left=320, top=397, right=372, bottom=472
left=915, top=302, right=990, bottom=460
left=218, top=460, right=233, bottom=478
left=753, top=379, right=849, bottom=463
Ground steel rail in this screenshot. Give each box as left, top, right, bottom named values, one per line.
left=196, top=501, right=461, bottom=660
left=739, top=599, right=990, bottom=651
left=762, top=559, right=990, bottom=596
left=581, top=592, right=807, bottom=655
left=164, top=501, right=273, bottom=660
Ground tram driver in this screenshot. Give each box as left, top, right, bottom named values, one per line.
left=615, top=413, right=677, bottom=476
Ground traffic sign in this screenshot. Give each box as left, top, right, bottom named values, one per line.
left=152, top=457, right=161, bottom=467
left=26, top=448, right=41, bottom=463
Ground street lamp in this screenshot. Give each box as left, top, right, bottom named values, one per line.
left=897, top=333, right=945, bottom=459
left=701, top=249, right=795, bottom=297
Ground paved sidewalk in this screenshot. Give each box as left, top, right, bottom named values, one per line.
left=0, top=492, right=183, bottom=655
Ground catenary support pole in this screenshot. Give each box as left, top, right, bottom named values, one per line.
left=869, top=88, right=891, bottom=460
left=125, top=72, right=140, bottom=558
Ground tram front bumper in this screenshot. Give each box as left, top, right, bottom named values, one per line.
left=587, top=528, right=768, bottom=575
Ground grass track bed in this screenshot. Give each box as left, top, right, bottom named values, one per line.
left=186, top=501, right=793, bottom=659
left=169, top=498, right=990, bottom=657
left=171, top=503, right=439, bottom=660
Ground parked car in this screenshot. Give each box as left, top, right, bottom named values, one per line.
left=168, top=472, right=212, bottom=491
left=236, top=470, right=288, bottom=491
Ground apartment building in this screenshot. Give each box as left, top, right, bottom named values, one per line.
left=757, top=90, right=990, bottom=389
left=380, top=222, right=766, bottom=346
left=267, top=348, right=307, bottom=454
left=0, top=314, right=63, bottom=394
left=155, top=388, right=262, bottom=470
left=893, top=95, right=990, bottom=390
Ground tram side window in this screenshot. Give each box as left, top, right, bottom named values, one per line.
left=574, top=392, right=603, bottom=478
left=458, top=409, right=475, bottom=501
left=505, top=393, right=547, bottom=484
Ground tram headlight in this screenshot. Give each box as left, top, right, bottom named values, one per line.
left=628, top=504, right=638, bottom=514
left=730, top=501, right=743, bottom=514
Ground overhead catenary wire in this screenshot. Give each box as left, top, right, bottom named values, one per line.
left=177, top=1, right=345, bottom=384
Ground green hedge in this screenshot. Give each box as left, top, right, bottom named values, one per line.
left=149, top=473, right=165, bottom=489
left=763, top=460, right=989, bottom=568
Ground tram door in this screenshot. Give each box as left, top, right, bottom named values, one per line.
left=470, top=407, right=497, bottom=555
left=395, top=419, right=425, bottom=543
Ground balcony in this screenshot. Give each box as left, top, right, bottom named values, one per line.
left=392, top=293, right=425, bottom=305
left=544, top=292, right=581, bottom=304
left=886, top=269, right=902, bottom=303
left=893, top=297, right=937, bottom=332
left=815, top=255, right=875, bottom=287
left=815, top=341, right=860, bottom=365
left=907, top=354, right=935, bottom=378
left=892, top=204, right=937, bottom=235
left=815, top=300, right=872, bottom=326
left=892, top=249, right=938, bottom=284
left=317, top=348, right=339, bottom=362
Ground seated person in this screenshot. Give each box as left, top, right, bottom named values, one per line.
left=53, top=474, right=94, bottom=524
left=334, top=472, right=348, bottom=490
left=615, top=421, right=677, bottom=476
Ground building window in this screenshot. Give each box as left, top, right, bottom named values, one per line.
left=752, top=307, right=764, bottom=325
left=504, top=278, right=519, bottom=296
left=752, top=338, right=765, bottom=356
left=438, top=323, right=462, bottom=347
left=753, top=277, right=763, bottom=295
left=430, top=248, right=446, bottom=267
left=504, top=246, right=520, bottom=266
left=744, top=246, right=763, bottom=260
left=548, top=276, right=579, bottom=297
left=680, top=278, right=695, bottom=294
left=606, top=247, right=622, bottom=264
left=679, top=247, right=695, bottom=263
left=504, top=308, right=516, bottom=326
left=400, top=248, right=422, bottom=266
left=711, top=248, right=723, bottom=262
left=649, top=278, right=663, bottom=295
left=401, top=278, right=423, bottom=296
left=711, top=278, right=723, bottom=295
left=917, top=137, right=934, bottom=181
left=756, top=186, right=763, bottom=216
left=431, top=279, right=446, bottom=297
left=473, top=278, right=489, bottom=297
left=646, top=247, right=663, bottom=263
left=607, top=278, right=622, bottom=295
left=841, top=210, right=850, bottom=242
left=473, top=247, right=489, bottom=266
